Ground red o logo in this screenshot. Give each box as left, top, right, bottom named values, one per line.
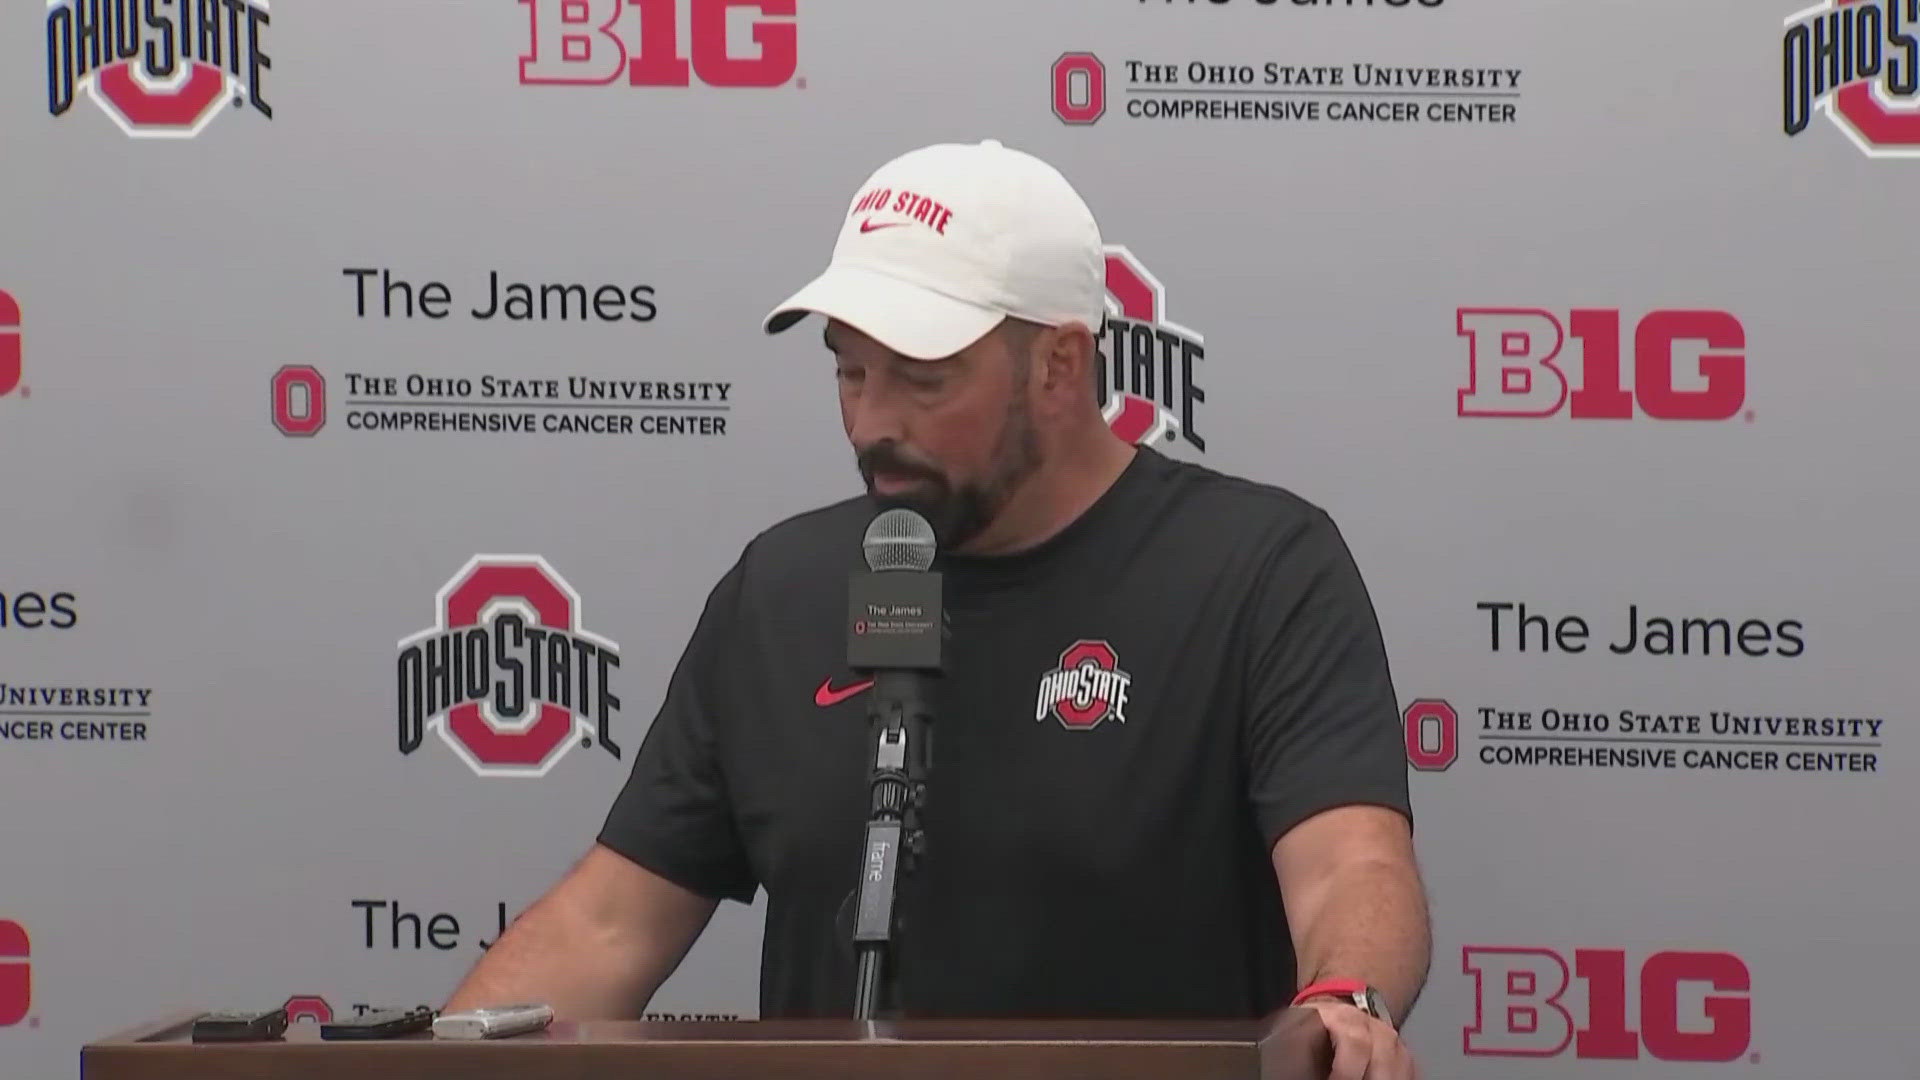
left=271, top=365, right=326, bottom=436
left=1053, top=640, right=1118, bottom=729
left=1403, top=699, right=1458, bottom=771
left=441, top=564, right=578, bottom=770
left=283, top=994, right=332, bottom=1025
left=1052, top=53, right=1105, bottom=125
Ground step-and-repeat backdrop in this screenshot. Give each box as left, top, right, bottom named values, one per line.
left=4, top=1, right=1915, bottom=1077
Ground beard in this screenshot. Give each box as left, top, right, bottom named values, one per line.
left=856, top=395, right=1042, bottom=554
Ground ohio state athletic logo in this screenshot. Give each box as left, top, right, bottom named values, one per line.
left=1100, top=246, right=1207, bottom=451
left=1035, top=640, right=1132, bottom=730
left=1784, top=0, right=1920, bottom=156
left=47, top=0, right=272, bottom=139
left=397, top=555, right=622, bottom=778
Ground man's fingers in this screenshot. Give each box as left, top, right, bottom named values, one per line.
left=1372, top=1030, right=1416, bottom=1080
left=1324, top=1013, right=1374, bottom=1080
left=1328, top=1035, right=1370, bottom=1080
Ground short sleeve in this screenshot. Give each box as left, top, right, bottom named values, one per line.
left=1242, top=508, right=1412, bottom=849
left=597, top=557, right=759, bottom=905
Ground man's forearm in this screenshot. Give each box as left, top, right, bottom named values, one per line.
left=441, top=847, right=718, bottom=1020
left=443, top=893, right=659, bottom=1019
left=1291, top=856, right=1432, bottom=1023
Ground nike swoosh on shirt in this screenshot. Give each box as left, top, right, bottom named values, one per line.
left=814, top=677, right=875, bottom=707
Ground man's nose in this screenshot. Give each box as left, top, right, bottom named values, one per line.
left=846, top=379, right=908, bottom=448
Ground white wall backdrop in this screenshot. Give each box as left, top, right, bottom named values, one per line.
left=3, top=1, right=1915, bottom=1077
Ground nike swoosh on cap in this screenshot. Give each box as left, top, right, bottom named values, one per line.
left=858, top=220, right=905, bottom=233
left=814, top=677, right=875, bottom=707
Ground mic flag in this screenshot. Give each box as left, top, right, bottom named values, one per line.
left=847, top=508, right=943, bottom=672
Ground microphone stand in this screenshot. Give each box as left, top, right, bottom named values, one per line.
left=851, top=669, right=931, bottom=1020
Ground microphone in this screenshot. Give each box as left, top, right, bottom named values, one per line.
left=846, top=507, right=943, bottom=1020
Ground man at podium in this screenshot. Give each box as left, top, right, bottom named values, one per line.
left=444, top=140, right=1430, bottom=1080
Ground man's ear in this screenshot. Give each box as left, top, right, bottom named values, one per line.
left=1037, top=323, right=1097, bottom=401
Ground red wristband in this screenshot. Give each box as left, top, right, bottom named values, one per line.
left=1290, top=978, right=1368, bottom=1007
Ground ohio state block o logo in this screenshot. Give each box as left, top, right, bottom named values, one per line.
left=283, top=994, right=332, bottom=1025
left=271, top=365, right=325, bottom=436
left=1403, top=699, right=1459, bottom=771
left=1052, top=53, right=1105, bottom=125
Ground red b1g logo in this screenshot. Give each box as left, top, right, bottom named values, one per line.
left=1457, top=308, right=1748, bottom=421
left=1464, top=946, right=1752, bottom=1062
left=520, top=0, right=798, bottom=88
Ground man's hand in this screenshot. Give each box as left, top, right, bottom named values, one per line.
left=1297, top=997, right=1418, bottom=1080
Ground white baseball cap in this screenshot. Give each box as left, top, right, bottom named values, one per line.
left=762, top=139, right=1106, bottom=360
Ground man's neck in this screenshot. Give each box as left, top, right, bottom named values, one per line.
left=954, top=433, right=1137, bottom=558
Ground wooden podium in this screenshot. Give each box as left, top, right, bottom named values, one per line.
left=82, top=1008, right=1332, bottom=1080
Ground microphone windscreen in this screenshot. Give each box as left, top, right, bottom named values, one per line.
left=863, top=508, right=937, bottom=573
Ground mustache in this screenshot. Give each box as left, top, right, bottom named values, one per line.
left=857, top=443, right=945, bottom=485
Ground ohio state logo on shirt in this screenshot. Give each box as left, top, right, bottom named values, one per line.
left=1035, top=640, right=1132, bottom=730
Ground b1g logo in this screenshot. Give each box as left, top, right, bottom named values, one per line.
left=0, top=921, right=29, bottom=1028
left=1035, top=640, right=1133, bottom=730
left=46, top=0, right=272, bottom=139
left=520, top=0, right=798, bottom=88
left=1100, top=246, right=1207, bottom=450
left=1784, top=0, right=1920, bottom=157
left=1464, top=946, right=1752, bottom=1062
left=397, top=555, right=622, bottom=778
left=1457, top=308, right=1748, bottom=421
left=1, top=291, right=22, bottom=400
